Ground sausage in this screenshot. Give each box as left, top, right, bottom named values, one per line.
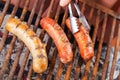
left=59, top=0, right=71, bottom=7
left=40, top=17, right=73, bottom=63
left=66, top=18, right=94, bottom=60
left=6, top=18, right=48, bottom=73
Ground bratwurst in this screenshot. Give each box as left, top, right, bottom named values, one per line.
left=6, top=18, right=48, bottom=73
left=66, top=18, right=94, bottom=60
left=40, top=17, right=73, bottom=63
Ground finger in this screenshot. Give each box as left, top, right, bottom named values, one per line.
left=59, top=0, right=71, bottom=7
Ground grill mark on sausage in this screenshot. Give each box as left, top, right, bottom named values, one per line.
left=23, top=27, right=29, bottom=34
left=37, top=54, right=46, bottom=59
left=16, top=23, right=21, bottom=28
left=29, top=34, right=38, bottom=39
left=76, top=18, right=82, bottom=28
left=35, top=46, right=43, bottom=50
left=26, top=28, right=31, bottom=32
left=86, top=42, right=93, bottom=47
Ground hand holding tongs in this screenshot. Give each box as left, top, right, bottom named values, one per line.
left=68, top=2, right=90, bottom=34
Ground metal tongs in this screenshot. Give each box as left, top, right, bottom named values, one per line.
left=68, top=2, right=90, bottom=34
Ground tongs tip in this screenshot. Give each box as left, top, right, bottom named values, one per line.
left=68, top=2, right=91, bottom=34
left=68, top=3, right=79, bottom=33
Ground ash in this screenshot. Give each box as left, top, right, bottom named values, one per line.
left=91, top=44, right=120, bottom=80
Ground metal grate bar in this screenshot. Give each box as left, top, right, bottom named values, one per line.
left=101, top=18, right=116, bottom=80
left=60, top=7, right=68, bottom=30
left=56, top=62, right=64, bottom=80
left=92, top=10, right=101, bottom=45
left=82, top=9, right=101, bottom=80
left=80, top=0, right=120, bottom=20
left=0, top=30, right=8, bottom=52
left=17, top=49, right=30, bottom=80
left=46, top=48, right=57, bottom=80
left=8, top=43, right=24, bottom=80
left=46, top=0, right=54, bottom=18
left=82, top=60, right=90, bottom=80
left=0, top=36, right=16, bottom=79
left=11, top=0, right=20, bottom=17
left=26, top=62, right=33, bottom=79
left=0, top=0, right=11, bottom=52
left=88, top=7, right=94, bottom=22
left=34, top=0, right=46, bottom=32
left=81, top=1, right=86, bottom=14
left=19, top=0, right=30, bottom=21
left=92, top=13, right=108, bottom=79
left=64, top=41, right=77, bottom=80
left=109, top=23, right=120, bottom=80
left=54, top=5, right=61, bottom=22
left=0, top=0, right=11, bottom=27
left=118, top=72, right=120, bottom=80
left=27, top=0, right=39, bottom=26
left=74, top=52, right=81, bottom=80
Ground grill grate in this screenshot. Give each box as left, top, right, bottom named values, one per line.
left=0, top=0, right=120, bottom=80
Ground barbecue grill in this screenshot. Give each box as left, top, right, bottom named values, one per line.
left=0, top=0, right=120, bottom=80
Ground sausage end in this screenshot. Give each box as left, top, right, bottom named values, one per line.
left=33, top=57, right=48, bottom=73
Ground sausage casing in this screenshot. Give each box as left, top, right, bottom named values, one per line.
left=66, top=18, right=94, bottom=60
left=6, top=18, right=48, bottom=73
left=40, top=17, right=73, bottom=63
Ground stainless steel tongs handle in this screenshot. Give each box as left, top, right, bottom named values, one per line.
left=68, top=2, right=91, bottom=34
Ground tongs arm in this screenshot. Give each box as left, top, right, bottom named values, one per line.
left=68, top=2, right=90, bottom=34
left=74, top=3, right=91, bottom=30
left=68, top=3, right=79, bottom=33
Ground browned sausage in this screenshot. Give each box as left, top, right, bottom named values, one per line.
left=40, top=17, right=73, bottom=63
left=66, top=18, right=94, bottom=60
left=6, top=17, right=48, bottom=73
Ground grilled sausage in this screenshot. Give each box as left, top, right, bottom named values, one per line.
left=66, top=18, right=94, bottom=60
left=59, top=0, right=71, bottom=7
left=6, top=18, right=48, bottom=73
left=40, top=17, right=73, bottom=63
